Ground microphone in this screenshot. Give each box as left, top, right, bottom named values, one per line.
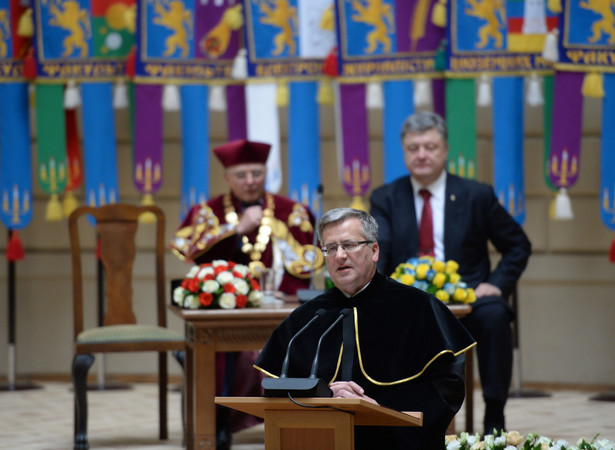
left=310, top=308, right=350, bottom=379
left=262, top=307, right=339, bottom=398
left=297, top=184, right=326, bottom=303
left=280, top=308, right=326, bottom=378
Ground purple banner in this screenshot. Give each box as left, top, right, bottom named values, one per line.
left=134, top=84, right=163, bottom=194
left=226, top=84, right=247, bottom=141
left=338, top=83, right=370, bottom=197
left=548, top=71, right=584, bottom=189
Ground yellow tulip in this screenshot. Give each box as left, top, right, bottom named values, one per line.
left=435, top=290, right=450, bottom=302
left=445, top=260, right=459, bottom=274
left=433, top=272, right=446, bottom=288
left=400, top=274, right=415, bottom=286
left=432, top=260, right=446, bottom=273
left=415, top=263, right=429, bottom=279
left=452, top=287, right=468, bottom=302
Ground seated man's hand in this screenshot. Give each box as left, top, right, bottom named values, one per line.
left=330, top=381, right=377, bottom=404
left=474, top=282, right=502, bottom=298
left=237, top=205, right=263, bottom=235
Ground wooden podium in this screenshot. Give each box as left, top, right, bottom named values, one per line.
left=216, top=397, right=422, bottom=450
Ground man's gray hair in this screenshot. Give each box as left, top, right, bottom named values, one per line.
left=400, top=110, right=448, bottom=142
left=317, top=208, right=378, bottom=245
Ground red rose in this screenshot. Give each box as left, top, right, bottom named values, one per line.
left=223, top=283, right=236, bottom=294
left=199, top=292, right=213, bottom=307
left=236, top=294, right=248, bottom=308
left=214, top=266, right=226, bottom=275
left=250, top=279, right=260, bottom=291
left=185, top=278, right=201, bottom=293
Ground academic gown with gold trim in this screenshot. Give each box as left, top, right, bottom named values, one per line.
left=255, top=271, right=476, bottom=449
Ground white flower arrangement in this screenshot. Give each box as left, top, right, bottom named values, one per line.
left=173, top=260, right=263, bottom=310
left=445, top=431, right=615, bottom=450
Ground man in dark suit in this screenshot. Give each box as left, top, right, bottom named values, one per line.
left=369, top=110, right=532, bottom=435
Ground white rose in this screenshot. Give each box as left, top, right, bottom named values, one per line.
left=202, top=279, right=220, bottom=293
left=232, top=278, right=249, bottom=295
left=197, top=266, right=214, bottom=279
left=218, top=293, right=236, bottom=309
left=186, top=265, right=200, bottom=278
left=232, top=264, right=250, bottom=277
left=248, top=290, right=263, bottom=306
left=494, top=436, right=506, bottom=446
left=216, top=271, right=234, bottom=284
left=446, top=440, right=461, bottom=450
left=183, top=294, right=200, bottom=309
left=212, top=259, right=228, bottom=268
left=172, top=286, right=184, bottom=305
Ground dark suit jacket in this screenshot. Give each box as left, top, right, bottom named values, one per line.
left=370, top=173, right=531, bottom=299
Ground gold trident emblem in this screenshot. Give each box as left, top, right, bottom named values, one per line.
left=135, top=157, right=162, bottom=193
left=343, top=158, right=370, bottom=195
left=602, top=185, right=615, bottom=223
left=550, top=148, right=578, bottom=187
left=39, top=157, right=67, bottom=192
left=449, top=155, right=475, bottom=179
left=498, top=183, right=524, bottom=218
left=2, top=185, right=31, bottom=225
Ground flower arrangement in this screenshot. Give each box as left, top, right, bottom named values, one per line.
left=172, top=260, right=263, bottom=310
left=391, top=256, right=476, bottom=305
left=445, top=430, right=614, bottom=450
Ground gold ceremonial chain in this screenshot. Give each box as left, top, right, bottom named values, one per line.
left=223, top=193, right=275, bottom=262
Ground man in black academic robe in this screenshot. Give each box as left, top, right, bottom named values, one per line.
left=255, top=208, right=476, bottom=449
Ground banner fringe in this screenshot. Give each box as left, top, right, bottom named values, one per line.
left=554, top=188, right=574, bottom=220
left=581, top=72, right=604, bottom=98
left=46, top=194, right=64, bottom=222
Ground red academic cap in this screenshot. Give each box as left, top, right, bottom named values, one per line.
left=213, top=139, right=271, bottom=168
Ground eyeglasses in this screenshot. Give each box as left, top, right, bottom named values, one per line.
left=228, top=169, right=265, bottom=181
left=321, top=240, right=373, bottom=256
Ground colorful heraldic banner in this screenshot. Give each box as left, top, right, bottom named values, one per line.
left=134, top=83, right=163, bottom=196
left=0, top=0, right=30, bottom=80
left=557, top=0, right=615, bottom=73
left=0, top=83, right=33, bottom=230
left=135, top=0, right=241, bottom=82
left=383, top=80, right=414, bottom=184
left=243, top=0, right=335, bottom=78
left=335, top=0, right=444, bottom=79
left=33, top=0, right=135, bottom=80
left=446, top=0, right=557, bottom=76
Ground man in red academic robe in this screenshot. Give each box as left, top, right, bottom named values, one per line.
left=170, top=139, right=323, bottom=448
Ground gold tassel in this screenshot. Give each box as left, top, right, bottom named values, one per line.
left=140, top=194, right=157, bottom=223
left=547, top=0, right=562, bottom=13
left=431, top=0, right=447, bottom=27
left=349, top=196, right=367, bottom=212
left=63, top=191, right=79, bottom=217
left=320, top=5, right=335, bottom=31
left=46, top=194, right=64, bottom=222
left=581, top=72, right=604, bottom=98
left=17, top=8, right=33, bottom=37
left=223, top=4, right=244, bottom=30
left=276, top=79, right=289, bottom=107
left=317, top=77, right=334, bottom=105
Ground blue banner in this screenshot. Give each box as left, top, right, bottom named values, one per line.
left=493, top=76, right=525, bottom=224
left=81, top=82, right=119, bottom=207
left=179, top=84, right=209, bottom=220
left=383, top=80, right=414, bottom=183
left=0, top=82, right=33, bottom=230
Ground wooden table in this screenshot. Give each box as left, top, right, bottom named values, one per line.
left=170, top=303, right=473, bottom=450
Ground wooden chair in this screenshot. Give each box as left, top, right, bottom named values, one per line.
left=68, top=204, right=185, bottom=450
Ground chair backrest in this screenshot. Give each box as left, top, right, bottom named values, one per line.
left=68, top=204, right=166, bottom=339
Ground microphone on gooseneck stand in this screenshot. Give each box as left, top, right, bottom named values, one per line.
left=262, top=307, right=334, bottom=398
left=279, top=309, right=326, bottom=378
left=297, top=184, right=326, bottom=303
left=309, top=308, right=351, bottom=379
